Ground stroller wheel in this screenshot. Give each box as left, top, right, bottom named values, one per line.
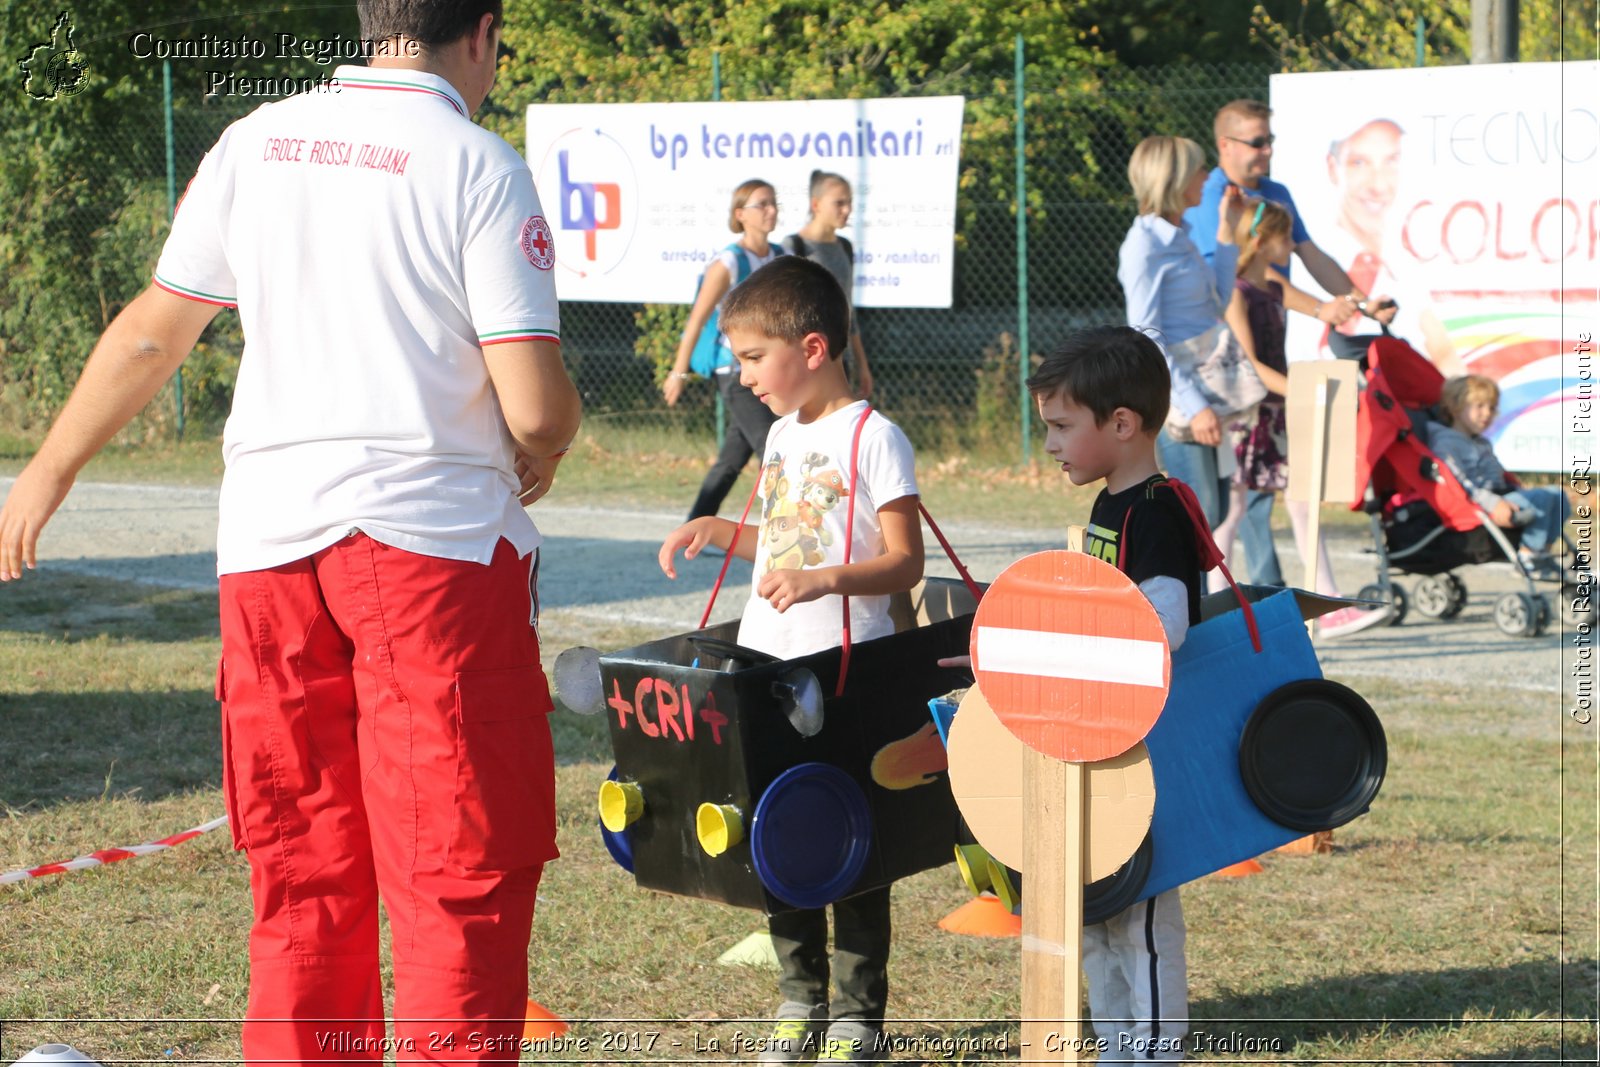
left=1562, top=580, right=1594, bottom=629
left=1415, top=575, right=1465, bottom=619
left=1493, top=591, right=1545, bottom=638
left=1357, top=583, right=1407, bottom=626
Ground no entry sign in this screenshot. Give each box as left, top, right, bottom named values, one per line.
left=970, top=550, right=1171, bottom=763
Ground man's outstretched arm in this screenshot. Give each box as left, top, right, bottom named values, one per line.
left=0, top=285, right=221, bottom=579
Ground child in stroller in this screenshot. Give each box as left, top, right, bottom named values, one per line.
left=1429, top=374, right=1571, bottom=581
left=1347, top=334, right=1579, bottom=638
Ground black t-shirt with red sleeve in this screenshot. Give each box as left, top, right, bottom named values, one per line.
left=1082, top=474, right=1203, bottom=625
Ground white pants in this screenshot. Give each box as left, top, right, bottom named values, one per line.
left=1083, top=888, right=1188, bottom=1062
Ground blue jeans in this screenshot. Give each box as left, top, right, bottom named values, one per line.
left=1506, top=487, right=1571, bottom=554
left=1155, top=430, right=1284, bottom=586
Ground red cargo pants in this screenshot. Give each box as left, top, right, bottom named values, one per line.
left=217, top=533, right=556, bottom=1065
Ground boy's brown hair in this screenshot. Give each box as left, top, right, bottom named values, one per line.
left=719, top=256, right=849, bottom=360
left=1026, top=325, right=1170, bottom=430
left=1439, top=374, right=1500, bottom=427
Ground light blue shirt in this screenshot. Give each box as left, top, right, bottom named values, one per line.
left=1117, top=214, right=1238, bottom=418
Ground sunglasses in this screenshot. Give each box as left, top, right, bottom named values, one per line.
left=1225, top=134, right=1276, bottom=149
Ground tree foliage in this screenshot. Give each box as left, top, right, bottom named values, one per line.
left=1, top=1, right=355, bottom=433
left=1252, top=0, right=1595, bottom=70
left=29, top=1, right=1582, bottom=433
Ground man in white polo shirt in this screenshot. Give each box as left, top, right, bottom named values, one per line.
left=0, top=2, right=580, bottom=1062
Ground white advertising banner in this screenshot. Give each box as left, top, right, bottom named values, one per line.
left=525, top=97, right=965, bottom=308
left=1271, top=62, right=1598, bottom=472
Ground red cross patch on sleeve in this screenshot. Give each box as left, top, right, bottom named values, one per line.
left=519, top=215, right=555, bottom=270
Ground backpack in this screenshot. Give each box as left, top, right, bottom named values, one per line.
left=785, top=233, right=854, bottom=263
left=688, top=244, right=757, bottom=377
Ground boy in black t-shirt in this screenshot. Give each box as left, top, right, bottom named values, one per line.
left=1028, top=325, right=1201, bottom=1062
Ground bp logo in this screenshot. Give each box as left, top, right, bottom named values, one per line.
left=530, top=126, right=639, bottom=282
left=20, top=11, right=89, bottom=100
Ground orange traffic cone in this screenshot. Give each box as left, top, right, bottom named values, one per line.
left=1276, top=831, right=1334, bottom=855
left=938, top=893, right=1022, bottom=938
left=1211, top=858, right=1265, bottom=878
left=524, top=998, right=570, bottom=1041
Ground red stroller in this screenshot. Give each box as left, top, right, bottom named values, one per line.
left=1346, top=334, right=1577, bottom=639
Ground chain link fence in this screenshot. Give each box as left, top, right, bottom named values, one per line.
left=3, top=60, right=1274, bottom=458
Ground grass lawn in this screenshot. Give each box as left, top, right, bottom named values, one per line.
left=1, top=566, right=1594, bottom=1063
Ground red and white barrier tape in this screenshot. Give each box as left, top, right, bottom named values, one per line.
left=1, top=815, right=229, bottom=887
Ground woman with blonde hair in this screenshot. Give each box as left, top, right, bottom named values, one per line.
left=663, top=178, right=784, bottom=520
left=1118, top=134, right=1254, bottom=556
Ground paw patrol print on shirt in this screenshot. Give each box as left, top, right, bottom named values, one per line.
left=520, top=215, right=556, bottom=269
left=759, top=449, right=850, bottom=574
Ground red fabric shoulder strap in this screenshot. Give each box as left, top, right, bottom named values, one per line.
left=1123, top=476, right=1262, bottom=654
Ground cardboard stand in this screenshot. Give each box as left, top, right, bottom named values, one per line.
left=1286, top=361, right=1360, bottom=631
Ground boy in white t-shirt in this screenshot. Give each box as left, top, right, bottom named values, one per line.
left=658, top=256, right=924, bottom=1064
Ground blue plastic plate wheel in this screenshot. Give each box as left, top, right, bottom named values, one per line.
left=598, top=765, right=635, bottom=874
left=1238, top=679, right=1387, bottom=833
left=751, top=762, right=873, bottom=909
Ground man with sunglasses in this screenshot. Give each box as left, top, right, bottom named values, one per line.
left=1180, top=98, right=1396, bottom=588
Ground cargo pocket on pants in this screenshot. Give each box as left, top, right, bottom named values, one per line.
left=215, top=658, right=250, bottom=851
left=450, top=665, right=556, bottom=870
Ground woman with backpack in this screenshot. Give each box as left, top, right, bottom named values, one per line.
left=664, top=178, right=783, bottom=521
left=782, top=170, right=874, bottom=399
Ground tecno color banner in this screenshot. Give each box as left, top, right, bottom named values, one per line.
left=525, top=97, right=965, bottom=307
left=1272, top=62, right=1598, bottom=472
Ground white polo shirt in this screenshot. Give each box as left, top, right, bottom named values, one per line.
left=155, top=65, right=560, bottom=575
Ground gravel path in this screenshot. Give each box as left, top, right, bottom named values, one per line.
left=5, top=476, right=1578, bottom=706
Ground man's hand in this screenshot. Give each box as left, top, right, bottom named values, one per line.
left=513, top=449, right=563, bottom=507
left=1318, top=295, right=1359, bottom=326
left=1366, top=295, right=1399, bottom=325
left=1489, top=500, right=1517, bottom=528
left=0, top=285, right=220, bottom=581
left=0, top=462, right=75, bottom=580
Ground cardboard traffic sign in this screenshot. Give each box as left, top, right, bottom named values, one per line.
left=970, top=550, right=1171, bottom=763
left=946, top=685, right=1155, bottom=878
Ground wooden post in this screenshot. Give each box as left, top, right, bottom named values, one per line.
left=1021, top=750, right=1086, bottom=1064
left=1302, top=377, right=1330, bottom=635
